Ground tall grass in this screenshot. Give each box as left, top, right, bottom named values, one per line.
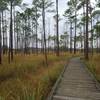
left=0, top=53, right=72, bottom=100
left=86, top=54, right=100, bottom=82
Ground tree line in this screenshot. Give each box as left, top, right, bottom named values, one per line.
left=64, top=0, right=100, bottom=60
left=0, top=0, right=65, bottom=66
left=0, top=0, right=100, bottom=65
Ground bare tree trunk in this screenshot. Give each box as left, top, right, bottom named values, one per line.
left=4, top=11, right=8, bottom=54
left=91, top=16, right=93, bottom=55
left=0, top=13, right=2, bottom=64
left=97, top=37, right=99, bottom=53
left=2, top=11, right=5, bottom=54
left=89, top=2, right=93, bottom=56
left=32, top=20, right=34, bottom=53
left=42, top=1, right=48, bottom=66
left=83, top=3, right=86, bottom=56
left=9, top=1, right=13, bottom=63
left=79, top=27, right=83, bottom=53
left=36, top=7, right=38, bottom=55
left=48, top=19, right=50, bottom=53
left=13, top=7, right=16, bottom=54
left=85, top=0, right=89, bottom=60
left=74, top=11, right=77, bottom=54
left=70, top=21, right=72, bottom=53
left=15, top=14, right=19, bottom=54
left=56, top=0, right=59, bottom=56
left=24, top=18, right=27, bottom=54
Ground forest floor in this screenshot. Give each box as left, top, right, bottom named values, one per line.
left=0, top=53, right=74, bottom=100
left=52, top=57, right=100, bottom=100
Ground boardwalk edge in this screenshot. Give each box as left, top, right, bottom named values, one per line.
left=81, top=58, right=100, bottom=91
left=47, top=57, right=71, bottom=100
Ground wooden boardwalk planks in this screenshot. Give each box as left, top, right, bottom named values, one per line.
left=52, top=58, right=100, bottom=100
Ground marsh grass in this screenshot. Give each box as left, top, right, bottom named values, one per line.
left=0, top=53, right=72, bottom=100
left=86, top=54, right=100, bottom=82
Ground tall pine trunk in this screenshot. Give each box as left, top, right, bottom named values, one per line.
left=42, top=1, right=48, bottom=66
left=13, top=7, right=16, bottom=54
left=2, top=11, right=5, bottom=54
left=9, top=1, right=13, bottom=63
left=74, top=11, right=77, bottom=54
left=85, top=0, right=89, bottom=60
left=5, top=11, right=8, bottom=54
left=89, top=2, right=93, bottom=56
left=80, top=28, right=83, bottom=53
left=83, top=3, right=86, bottom=56
left=0, top=13, right=2, bottom=64
left=56, top=0, right=59, bottom=56
left=35, top=7, right=38, bottom=55
left=91, top=16, right=93, bottom=55
left=70, top=21, right=72, bottom=53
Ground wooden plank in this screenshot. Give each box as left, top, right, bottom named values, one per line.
left=47, top=58, right=71, bottom=100
left=48, top=57, right=100, bottom=100
left=53, top=95, right=91, bottom=100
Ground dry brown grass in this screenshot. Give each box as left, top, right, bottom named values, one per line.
left=86, top=54, right=100, bottom=82
left=0, top=53, right=73, bottom=100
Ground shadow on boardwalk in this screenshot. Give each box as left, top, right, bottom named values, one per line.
left=49, top=57, right=100, bottom=100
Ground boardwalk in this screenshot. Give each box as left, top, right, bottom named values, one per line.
left=52, top=58, right=100, bottom=100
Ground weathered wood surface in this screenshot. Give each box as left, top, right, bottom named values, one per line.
left=52, top=58, right=100, bottom=100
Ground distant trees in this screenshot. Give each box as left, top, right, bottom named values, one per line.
left=60, top=32, right=69, bottom=52
left=77, top=22, right=84, bottom=52
left=0, top=1, right=7, bottom=55
left=0, top=0, right=8, bottom=64
left=67, top=0, right=79, bottom=54
left=64, top=9, right=73, bottom=53
left=32, top=0, right=40, bottom=55
left=37, top=0, right=53, bottom=66
left=63, top=0, right=100, bottom=59
left=0, top=0, right=99, bottom=64
left=0, top=0, right=69, bottom=65
left=7, top=0, right=22, bottom=62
